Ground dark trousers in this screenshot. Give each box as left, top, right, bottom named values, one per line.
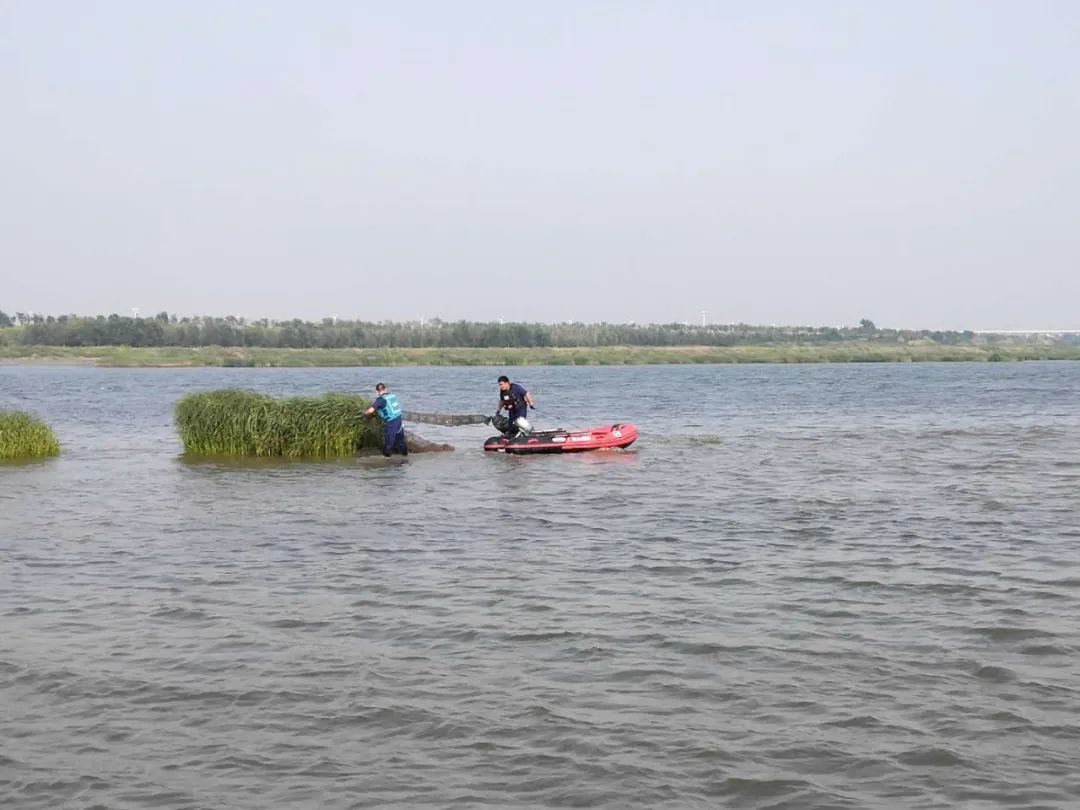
left=508, top=409, right=528, bottom=434
left=383, top=418, right=408, bottom=456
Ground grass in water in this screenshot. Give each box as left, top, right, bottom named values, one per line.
left=0, top=410, right=61, bottom=460
left=175, top=390, right=386, bottom=457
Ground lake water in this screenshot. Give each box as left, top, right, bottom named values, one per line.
left=2, top=363, right=1079, bottom=809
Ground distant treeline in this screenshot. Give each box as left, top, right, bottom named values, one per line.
left=0, top=311, right=1075, bottom=349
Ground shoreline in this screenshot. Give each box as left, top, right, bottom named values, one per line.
left=3, top=344, right=1080, bottom=367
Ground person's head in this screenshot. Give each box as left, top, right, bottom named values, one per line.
left=375, top=383, right=387, bottom=395
left=498, top=375, right=510, bottom=391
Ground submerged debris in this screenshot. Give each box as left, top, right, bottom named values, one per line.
left=403, top=411, right=491, bottom=427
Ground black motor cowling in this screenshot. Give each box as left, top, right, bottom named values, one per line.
left=489, top=413, right=513, bottom=436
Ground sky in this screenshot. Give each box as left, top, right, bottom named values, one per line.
left=2, top=1, right=1078, bottom=329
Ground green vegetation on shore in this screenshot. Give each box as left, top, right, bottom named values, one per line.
left=175, top=390, right=384, bottom=457
left=3, top=311, right=1079, bottom=352
left=2, top=342, right=1080, bottom=367
left=3, top=310, right=1077, bottom=365
left=0, top=410, right=61, bottom=460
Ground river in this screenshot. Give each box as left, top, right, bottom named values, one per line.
left=2, top=362, right=1078, bottom=808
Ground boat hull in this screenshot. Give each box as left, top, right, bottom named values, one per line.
left=483, top=423, right=638, bottom=454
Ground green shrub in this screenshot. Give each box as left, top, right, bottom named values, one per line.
left=0, top=411, right=61, bottom=460
left=175, top=389, right=384, bottom=457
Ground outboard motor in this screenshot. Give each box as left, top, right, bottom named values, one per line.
left=489, top=413, right=530, bottom=438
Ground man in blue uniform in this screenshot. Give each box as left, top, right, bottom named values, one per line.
left=365, top=383, right=408, bottom=457
left=497, top=375, right=535, bottom=435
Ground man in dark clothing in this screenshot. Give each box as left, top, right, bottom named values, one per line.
left=364, top=383, right=408, bottom=457
left=497, top=375, right=534, bottom=435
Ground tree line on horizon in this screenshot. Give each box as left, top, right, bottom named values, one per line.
left=0, top=310, right=1073, bottom=349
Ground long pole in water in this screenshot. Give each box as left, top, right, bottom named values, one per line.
left=529, top=404, right=572, bottom=426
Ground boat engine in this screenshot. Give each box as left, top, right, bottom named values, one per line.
left=490, top=413, right=531, bottom=437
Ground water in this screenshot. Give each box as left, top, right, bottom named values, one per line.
left=2, top=363, right=1079, bottom=809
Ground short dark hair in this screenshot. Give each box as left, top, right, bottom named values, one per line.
left=375, top=383, right=386, bottom=392
left=497, top=375, right=510, bottom=383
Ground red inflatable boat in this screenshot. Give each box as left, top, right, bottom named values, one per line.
left=484, top=421, right=638, bottom=454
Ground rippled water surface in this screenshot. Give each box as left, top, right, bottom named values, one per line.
left=2, top=363, right=1079, bottom=809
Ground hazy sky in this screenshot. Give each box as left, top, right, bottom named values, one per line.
left=2, top=1, right=1078, bottom=329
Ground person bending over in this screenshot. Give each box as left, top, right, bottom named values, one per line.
left=365, top=383, right=408, bottom=457
left=497, top=375, right=534, bottom=436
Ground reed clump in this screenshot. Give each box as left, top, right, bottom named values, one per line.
left=0, top=410, right=61, bottom=460
left=175, top=389, right=384, bottom=457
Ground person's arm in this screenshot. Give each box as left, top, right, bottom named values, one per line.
left=365, top=397, right=382, bottom=416
left=525, top=391, right=535, bottom=409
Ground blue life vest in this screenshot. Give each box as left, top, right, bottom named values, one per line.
left=376, top=392, right=402, bottom=423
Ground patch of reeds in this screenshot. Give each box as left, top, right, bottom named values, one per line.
left=175, top=389, right=385, bottom=457
left=0, top=410, right=61, bottom=460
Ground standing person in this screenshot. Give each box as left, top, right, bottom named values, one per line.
left=497, top=375, right=535, bottom=435
left=365, top=383, right=408, bottom=457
